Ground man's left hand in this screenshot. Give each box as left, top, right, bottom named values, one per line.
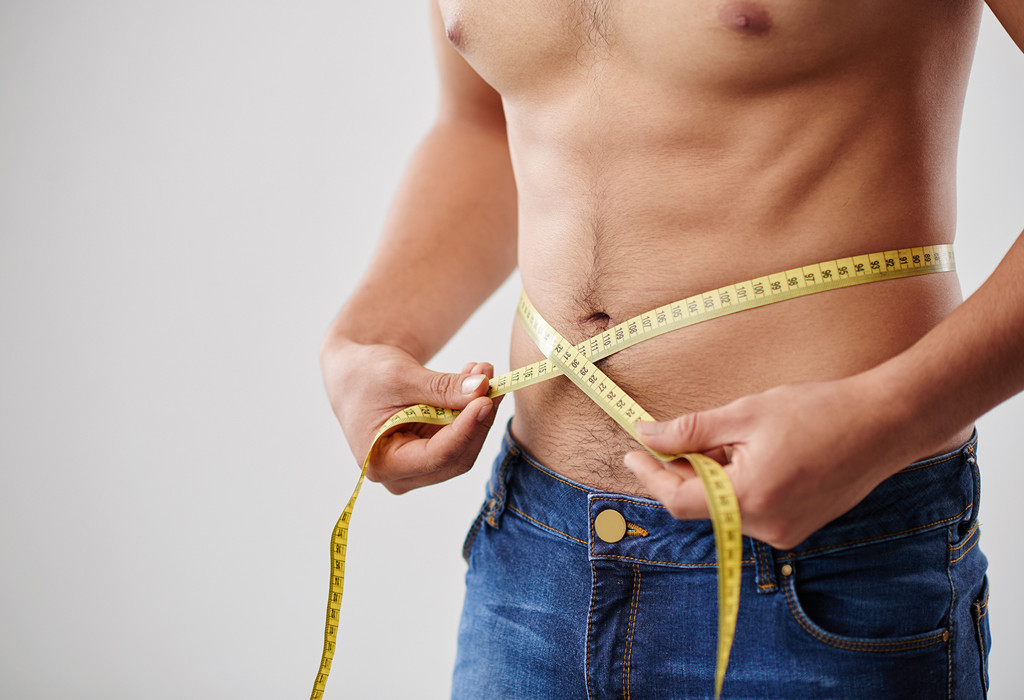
left=623, top=375, right=914, bottom=550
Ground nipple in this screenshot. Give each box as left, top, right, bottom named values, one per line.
left=719, top=2, right=772, bottom=36
left=445, top=16, right=466, bottom=49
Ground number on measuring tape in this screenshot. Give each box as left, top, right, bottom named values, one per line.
left=311, top=245, right=955, bottom=700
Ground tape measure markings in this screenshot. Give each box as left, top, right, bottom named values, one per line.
left=518, top=292, right=741, bottom=696
left=311, top=244, right=954, bottom=700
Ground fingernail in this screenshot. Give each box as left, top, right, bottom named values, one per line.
left=476, top=402, right=492, bottom=423
left=623, top=453, right=639, bottom=470
left=635, top=421, right=664, bottom=435
left=462, top=374, right=487, bottom=394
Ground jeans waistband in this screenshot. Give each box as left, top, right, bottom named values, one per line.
left=481, top=420, right=980, bottom=569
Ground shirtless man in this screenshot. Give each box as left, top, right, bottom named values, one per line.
left=321, top=1, right=1024, bottom=697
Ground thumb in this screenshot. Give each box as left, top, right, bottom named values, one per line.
left=402, top=363, right=492, bottom=410
left=634, top=408, right=730, bottom=457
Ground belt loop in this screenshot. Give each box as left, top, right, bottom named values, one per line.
left=485, top=442, right=519, bottom=528
left=965, top=440, right=981, bottom=529
left=750, top=538, right=779, bottom=594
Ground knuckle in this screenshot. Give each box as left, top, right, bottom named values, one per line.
left=445, top=428, right=477, bottom=455
left=427, top=372, right=455, bottom=402
left=444, top=460, right=474, bottom=480
left=669, top=413, right=699, bottom=442
left=384, top=481, right=410, bottom=495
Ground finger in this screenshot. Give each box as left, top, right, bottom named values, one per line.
left=372, top=396, right=496, bottom=491
left=633, top=407, right=734, bottom=455
left=400, top=364, right=492, bottom=411
left=623, top=450, right=699, bottom=480
left=378, top=399, right=497, bottom=493
left=624, top=452, right=711, bottom=521
left=704, top=445, right=730, bottom=465
left=472, top=362, right=494, bottom=378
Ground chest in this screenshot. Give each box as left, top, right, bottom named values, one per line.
left=437, top=0, right=965, bottom=96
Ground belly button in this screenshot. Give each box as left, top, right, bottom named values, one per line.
left=584, top=312, right=613, bottom=332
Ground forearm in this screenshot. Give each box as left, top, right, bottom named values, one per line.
left=324, top=115, right=518, bottom=363
left=870, top=231, right=1024, bottom=461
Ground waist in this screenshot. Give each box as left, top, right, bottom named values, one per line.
left=485, top=423, right=980, bottom=564
left=509, top=251, right=966, bottom=492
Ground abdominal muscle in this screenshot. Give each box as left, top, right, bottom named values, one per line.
left=497, top=39, right=979, bottom=495
left=509, top=269, right=969, bottom=496
left=441, top=0, right=983, bottom=494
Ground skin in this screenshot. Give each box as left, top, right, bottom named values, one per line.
left=321, top=0, right=1024, bottom=550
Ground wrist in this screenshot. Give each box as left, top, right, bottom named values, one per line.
left=854, top=352, right=962, bottom=467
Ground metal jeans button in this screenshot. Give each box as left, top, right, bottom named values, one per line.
left=595, top=509, right=627, bottom=543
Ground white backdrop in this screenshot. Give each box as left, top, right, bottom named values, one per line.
left=1, top=2, right=1021, bottom=699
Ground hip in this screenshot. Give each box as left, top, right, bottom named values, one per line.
left=454, top=423, right=991, bottom=699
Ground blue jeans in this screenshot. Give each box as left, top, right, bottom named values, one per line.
left=452, top=424, right=990, bottom=699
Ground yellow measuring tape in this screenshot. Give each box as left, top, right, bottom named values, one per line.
left=311, top=245, right=955, bottom=700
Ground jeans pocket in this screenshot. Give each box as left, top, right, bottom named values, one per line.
left=782, top=567, right=950, bottom=652
left=780, top=534, right=952, bottom=654
left=972, top=575, right=991, bottom=695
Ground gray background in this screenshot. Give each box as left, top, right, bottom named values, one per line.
left=1, top=2, right=1021, bottom=698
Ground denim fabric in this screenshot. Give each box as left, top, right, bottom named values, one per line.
left=452, top=423, right=990, bottom=700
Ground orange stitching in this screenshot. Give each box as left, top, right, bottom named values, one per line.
left=592, top=553, right=755, bottom=567
left=523, top=454, right=590, bottom=493
left=976, top=586, right=988, bottom=693
left=949, top=522, right=979, bottom=553
left=947, top=565, right=955, bottom=697
left=950, top=535, right=980, bottom=565
left=585, top=561, right=597, bottom=700
left=755, top=541, right=775, bottom=591
left=626, top=522, right=649, bottom=537
left=493, top=446, right=518, bottom=511
left=507, top=504, right=587, bottom=545
left=783, top=581, right=946, bottom=652
left=776, top=504, right=973, bottom=560
left=633, top=566, right=642, bottom=697
left=975, top=584, right=989, bottom=619
left=485, top=445, right=520, bottom=528
left=594, top=497, right=666, bottom=510
left=622, top=565, right=631, bottom=699
left=755, top=543, right=767, bottom=589
left=624, top=564, right=640, bottom=700
left=897, top=452, right=961, bottom=473
left=462, top=512, right=485, bottom=562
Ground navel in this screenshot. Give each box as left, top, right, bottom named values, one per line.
left=718, top=2, right=772, bottom=36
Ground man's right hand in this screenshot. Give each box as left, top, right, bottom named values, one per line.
left=321, top=340, right=502, bottom=494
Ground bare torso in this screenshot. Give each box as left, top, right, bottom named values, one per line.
left=439, top=0, right=982, bottom=493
